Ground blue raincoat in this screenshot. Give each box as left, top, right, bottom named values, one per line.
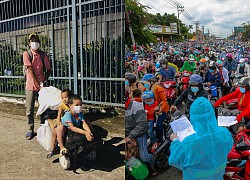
left=169, top=97, right=233, bottom=180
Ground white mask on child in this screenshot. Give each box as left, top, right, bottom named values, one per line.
left=73, top=106, right=83, bottom=114
left=30, top=42, right=40, bottom=50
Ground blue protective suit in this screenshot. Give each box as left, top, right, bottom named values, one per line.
left=169, top=97, right=233, bottom=180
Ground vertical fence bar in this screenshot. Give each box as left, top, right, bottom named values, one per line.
left=72, top=0, right=78, bottom=94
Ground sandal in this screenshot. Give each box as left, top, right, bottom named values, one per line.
left=46, top=151, right=54, bottom=158
left=26, top=131, right=35, bottom=140
left=59, top=148, right=68, bottom=157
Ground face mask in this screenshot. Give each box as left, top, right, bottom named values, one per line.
left=125, top=80, right=129, bottom=85
left=209, top=69, right=214, bottom=73
left=162, top=64, right=167, bottom=68
left=30, top=42, right=40, bottom=50
left=189, top=61, right=193, bottom=63
left=145, top=100, right=154, bottom=105
left=73, top=106, right=83, bottom=114
left=191, top=87, right=199, bottom=93
left=240, top=87, right=246, bottom=93
left=205, top=62, right=209, bottom=65
left=240, top=64, right=245, bottom=67
left=144, top=83, right=150, bottom=89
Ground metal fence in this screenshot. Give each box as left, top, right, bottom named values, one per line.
left=0, top=0, right=124, bottom=107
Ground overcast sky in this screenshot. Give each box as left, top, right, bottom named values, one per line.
left=139, top=0, right=250, bottom=38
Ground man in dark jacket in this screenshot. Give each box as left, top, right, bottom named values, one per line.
left=125, top=90, right=153, bottom=163
left=171, top=74, right=209, bottom=112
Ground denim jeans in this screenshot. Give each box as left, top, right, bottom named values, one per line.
left=136, top=134, right=153, bottom=164
left=148, top=120, right=156, bottom=144
left=156, top=112, right=166, bottom=143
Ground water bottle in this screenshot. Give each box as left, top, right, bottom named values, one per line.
left=211, top=85, right=218, bottom=97
left=7, top=70, right=12, bottom=76
left=4, top=69, right=7, bottom=76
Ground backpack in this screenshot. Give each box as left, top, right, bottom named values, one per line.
left=21, top=50, right=45, bottom=78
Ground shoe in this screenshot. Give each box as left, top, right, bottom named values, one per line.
left=26, top=131, right=35, bottom=140
left=46, top=151, right=54, bottom=158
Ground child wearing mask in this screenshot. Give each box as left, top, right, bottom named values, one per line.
left=57, top=94, right=93, bottom=157
left=142, top=90, right=160, bottom=153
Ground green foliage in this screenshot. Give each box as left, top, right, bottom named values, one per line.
left=125, top=0, right=157, bottom=45
left=242, top=25, right=250, bottom=40
left=126, top=1, right=192, bottom=44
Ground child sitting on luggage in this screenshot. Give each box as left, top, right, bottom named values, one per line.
left=58, top=94, right=93, bottom=156
left=142, top=90, right=160, bottom=153
left=47, top=89, right=72, bottom=158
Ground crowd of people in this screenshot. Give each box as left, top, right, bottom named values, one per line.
left=125, top=41, right=250, bottom=178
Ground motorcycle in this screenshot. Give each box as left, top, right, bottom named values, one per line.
left=161, top=79, right=178, bottom=106
left=215, top=106, right=250, bottom=179
left=203, top=82, right=223, bottom=106
left=179, top=71, right=192, bottom=91
left=224, top=130, right=250, bottom=180
left=151, top=110, right=185, bottom=172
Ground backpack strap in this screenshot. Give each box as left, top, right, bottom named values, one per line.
left=26, top=50, right=33, bottom=63
left=38, top=50, right=46, bottom=73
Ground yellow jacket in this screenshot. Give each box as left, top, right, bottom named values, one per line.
left=168, top=62, right=179, bottom=73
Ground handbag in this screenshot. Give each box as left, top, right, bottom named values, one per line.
left=125, top=137, right=139, bottom=161
left=36, top=120, right=52, bottom=151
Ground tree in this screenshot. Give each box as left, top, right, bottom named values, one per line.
left=242, top=25, right=250, bottom=40
left=125, top=0, right=156, bottom=45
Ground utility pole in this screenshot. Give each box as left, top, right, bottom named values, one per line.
left=201, top=25, right=204, bottom=40
left=194, top=21, right=199, bottom=42
left=177, top=5, right=184, bottom=35
left=207, top=29, right=210, bottom=40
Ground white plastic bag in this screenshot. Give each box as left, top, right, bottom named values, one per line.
left=36, top=86, right=62, bottom=116
left=36, top=120, right=52, bottom=151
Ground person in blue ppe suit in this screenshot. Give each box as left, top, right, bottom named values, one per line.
left=203, top=61, right=222, bottom=87
left=168, top=97, right=233, bottom=180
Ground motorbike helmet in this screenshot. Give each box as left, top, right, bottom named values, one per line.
left=125, top=73, right=137, bottom=85
left=239, top=58, right=245, bottom=63
left=205, top=57, right=210, bottom=61
left=141, top=73, right=157, bottom=83
left=159, top=58, right=168, bottom=65
left=142, top=90, right=154, bottom=99
left=208, top=51, right=213, bottom=55
left=216, top=60, right=223, bottom=67
left=174, top=51, right=179, bottom=55
left=188, top=54, right=195, bottom=61
left=226, top=53, right=232, bottom=58
left=200, top=58, right=206, bottom=63
left=209, top=61, right=217, bottom=70
left=155, top=62, right=160, bottom=69
left=238, top=77, right=250, bottom=91
left=189, top=74, right=203, bottom=85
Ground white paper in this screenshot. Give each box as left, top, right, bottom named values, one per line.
left=218, top=116, right=237, bottom=127
left=177, top=126, right=196, bottom=142
left=170, top=116, right=196, bottom=142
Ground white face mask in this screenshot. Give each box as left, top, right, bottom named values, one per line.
left=73, top=106, right=83, bottom=114
left=162, top=64, right=167, bottom=68
left=30, top=42, right=40, bottom=50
